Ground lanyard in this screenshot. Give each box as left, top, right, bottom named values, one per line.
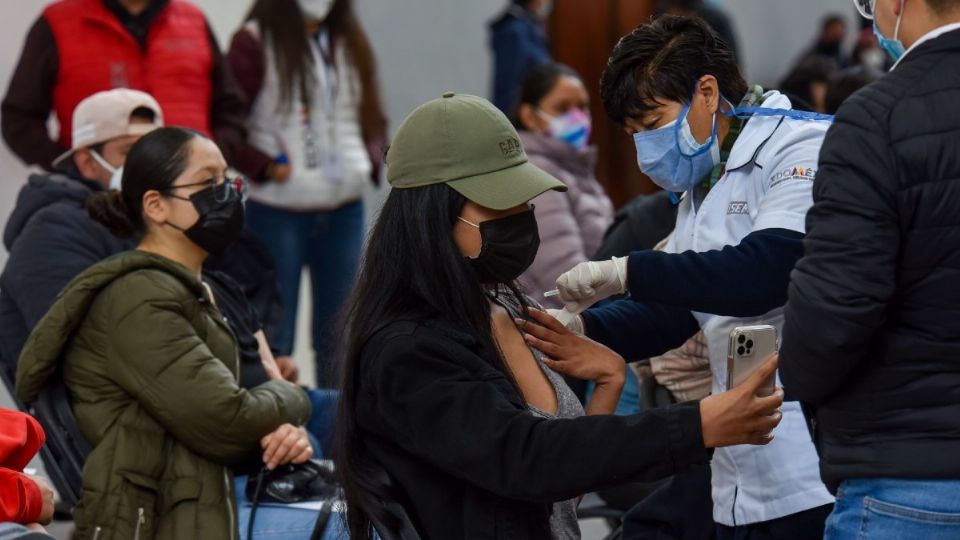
left=671, top=100, right=835, bottom=205
left=727, top=106, right=834, bottom=123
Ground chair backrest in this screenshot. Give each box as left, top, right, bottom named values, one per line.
left=366, top=466, right=422, bottom=540
left=0, top=369, right=89, bottom=512
left=27, top=381, right=91, bottom=510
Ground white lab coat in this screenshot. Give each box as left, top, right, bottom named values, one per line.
left=666, top=91, right=834, bottom=526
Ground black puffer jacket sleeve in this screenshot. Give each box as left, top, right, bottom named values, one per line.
left=780, top=93, right=900, bottom=405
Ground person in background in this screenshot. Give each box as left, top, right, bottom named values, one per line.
left=337, top=91, right=784, bottom=540
left=803, top=14, right=851, bottom=68
left=823, top=65, right=881, bottom=114
left=851, top=16, right=890, bottom=70
left=779, top=56, right=838, bottom=113
left=16, top=127, right=314, bottom=540
left=0, top=409, right=54, bottom=533
left=490, top=0, right=553, bottom=114
left=780, top=0, right=960, bottom=537
left=513, top=62, right=613, bottom=307
left=228, top=0, right=387, bottom=387
left=659, top=0, right=741, bottom=62
left=1, top=0, right=247, bottom=171
left=0, top=89, right=161, bottom=381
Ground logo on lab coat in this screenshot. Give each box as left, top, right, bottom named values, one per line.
left=727, top=201, right=749, bottom=215
left=769, top=166, right=817, bottom=188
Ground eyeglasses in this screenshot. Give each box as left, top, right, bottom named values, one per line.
left=853, top=0, right=875, bottom=19
left=164, top=175, right=248, bottom=203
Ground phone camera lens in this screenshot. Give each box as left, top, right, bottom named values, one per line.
left=738, top=335, right=746, bottom=344
left=746, top=339, right=754, bottom=348
left=737, top=346, right=745, bottom=355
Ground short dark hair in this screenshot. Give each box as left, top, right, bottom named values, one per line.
left=821, top=14, right=846, bottom=31
left=825, top=66, right=880, bottom=114
left=600, top=15, right=747, bottom=126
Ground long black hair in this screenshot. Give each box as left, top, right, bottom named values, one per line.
left=245, top=0, right=387, bottom=142
left=336, top=184, right=525, bottom=539
left=245, top=0, right=315, bottom=112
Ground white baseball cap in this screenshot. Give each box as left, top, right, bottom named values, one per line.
left=52, top=89, right=164, bottom=168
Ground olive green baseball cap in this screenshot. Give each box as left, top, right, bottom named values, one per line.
left=386, top=92, right=567, bottom=210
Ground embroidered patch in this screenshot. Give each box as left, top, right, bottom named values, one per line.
left=727, top=201, right=749, bottom=215
left=769, top=165, right=817, bottom=188
left=499, top=137, right=523, bottom=158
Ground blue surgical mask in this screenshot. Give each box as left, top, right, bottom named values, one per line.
left=873, top=0, right=905, bottom=62
left=633, top=99, right=721, bottom=194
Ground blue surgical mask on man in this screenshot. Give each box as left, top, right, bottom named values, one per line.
left=633, top=93, right=721, bottom=194
left=873, top=0, right=906, bottom=61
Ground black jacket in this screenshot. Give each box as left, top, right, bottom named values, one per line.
left=357, top=318, right=710, bottom=539
left=593, top=190, right=678, bottom=260
left=0, top=174, right=128, bottom=379
left=781, top=29, right=960, bottom=491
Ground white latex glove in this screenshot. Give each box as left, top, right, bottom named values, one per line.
left=555, top=256, right=628, bottom=313
left=546, top=308, right=585, bottom=336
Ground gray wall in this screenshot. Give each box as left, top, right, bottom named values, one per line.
left=724, top=0, right=860, bottom=88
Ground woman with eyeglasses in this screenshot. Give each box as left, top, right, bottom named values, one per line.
left=15, top=127, right=315, bottom=540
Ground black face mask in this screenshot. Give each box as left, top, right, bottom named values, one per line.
left=462, top=208, right=540, bottom=284
left=168, top=185, right=245, bottom=256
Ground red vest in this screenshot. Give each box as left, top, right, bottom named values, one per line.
left=44, top=0, right=213, bottom=147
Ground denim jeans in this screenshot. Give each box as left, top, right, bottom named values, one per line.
left=235, top=476, right=346, bottom=540
left=0, top=523, right=54, bottom=539
left=246, top=201, right=364, bottom=387
left=305, top=388, right=338, bottom=455
left=824, top=478, right=960, bottom=540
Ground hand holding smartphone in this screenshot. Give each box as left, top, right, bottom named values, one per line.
left=727, top=325, right=778, bottom=397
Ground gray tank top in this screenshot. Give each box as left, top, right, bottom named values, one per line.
left=491, top=289, right=584, bottom=540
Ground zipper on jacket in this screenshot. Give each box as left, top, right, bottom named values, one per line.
left=92, top=526, right=102, bottom=540
left=133, top=507, right=145, bottom=540
left=224, top=469, right=236, bottom=540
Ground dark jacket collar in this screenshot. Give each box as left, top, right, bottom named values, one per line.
left=4, top=173, right=94, bottom=250
left=896, top=27, right=960, bottom=70
left=101, top=0, right=171, bottom=47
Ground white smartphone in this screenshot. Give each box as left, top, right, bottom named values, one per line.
left=727, top=325, right=778, bottom=397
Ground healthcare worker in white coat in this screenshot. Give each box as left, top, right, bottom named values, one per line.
left=522, top=15, right=835, bottom=540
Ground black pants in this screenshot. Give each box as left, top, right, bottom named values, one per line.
left=622, top=463, right=715, bottom=540
left=715, top=504, right=834, bottom=540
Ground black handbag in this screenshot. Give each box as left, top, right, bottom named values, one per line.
left=245, top=459, right=340, bottom=540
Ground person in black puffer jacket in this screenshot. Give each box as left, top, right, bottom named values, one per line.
left=780, top=1, right=960, bottom=537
